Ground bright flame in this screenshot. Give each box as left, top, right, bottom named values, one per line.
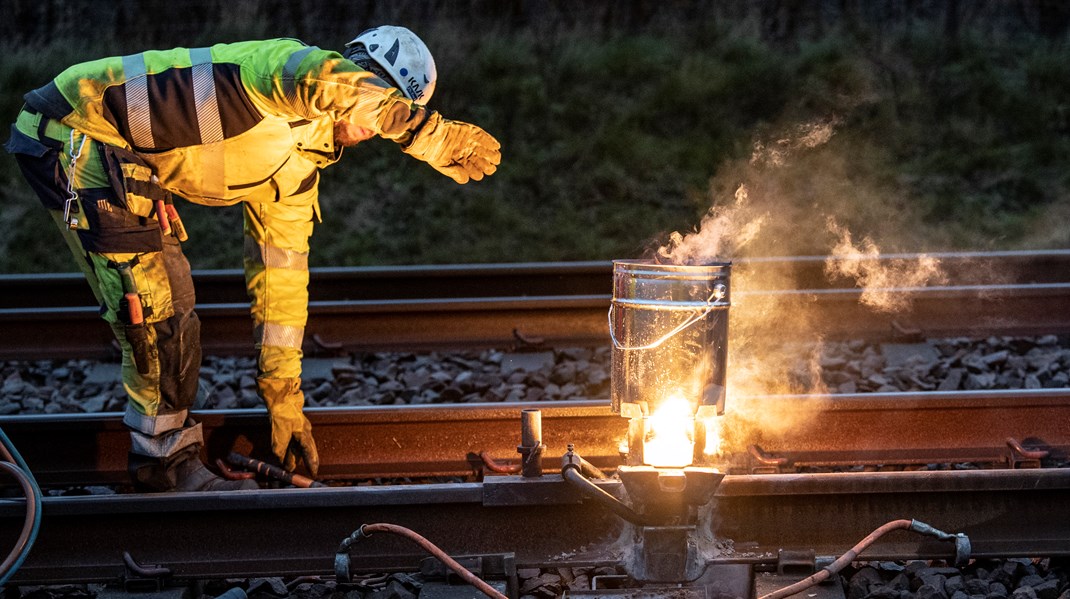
left=700, top=413, right=724, bottom=457
left=643, top=393, right=695, bottom=468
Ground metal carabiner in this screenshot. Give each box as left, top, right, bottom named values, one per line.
left=63, top=129, right=90, bottom=229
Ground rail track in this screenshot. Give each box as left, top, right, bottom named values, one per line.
left=0, top=388, right=1068, bottom=584
left=2, top=250, right=1070, bottom=358
left=0, top=251, right=1068, bottom=590
left=5, top=389, right=1069, bottom=487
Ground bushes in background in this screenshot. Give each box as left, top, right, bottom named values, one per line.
left=0, top=2, right=1067, bottom=271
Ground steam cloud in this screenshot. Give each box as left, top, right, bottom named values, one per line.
left=825, top=218, right=949, bottom=312
left=656, top=185, right=767, bottom=266
left=750, top=119, right=839, bottom=168
left=646, top=117, right=950, bottom=454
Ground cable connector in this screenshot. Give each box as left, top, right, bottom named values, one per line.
left=760, top=519, right=970, bottom=599
left=909, top=520, right=972, bottom=566
left=335, top=525, right=372, bottom=582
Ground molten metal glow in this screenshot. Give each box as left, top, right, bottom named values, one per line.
left=643, top=393, right=695, bottom=467
left=701, top=413, right=724, bottom=457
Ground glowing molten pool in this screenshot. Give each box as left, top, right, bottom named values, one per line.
left=642, top=393, right=695, bottom=467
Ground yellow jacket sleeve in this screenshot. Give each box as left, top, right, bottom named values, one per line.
left=236, top=41, right=430, bottom=145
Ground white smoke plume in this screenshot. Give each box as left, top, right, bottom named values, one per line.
left=655, top=119, right=843, bottom=267
left=750, top=119, right=839, bottom=168
left=641, top=116, right=957, bottom=460
left=825, top=218, right=949, bottom=312
left=656, top=185, right=767, bottom=266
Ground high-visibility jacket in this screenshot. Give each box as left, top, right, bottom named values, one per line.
left=23, top=37, right=427, bottom=208
left=21, top=38, right=427, bottom=380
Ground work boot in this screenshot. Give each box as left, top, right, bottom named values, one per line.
left=172, top=456, right=259, bottom=492
left=129, top=446, right=258, bottom=492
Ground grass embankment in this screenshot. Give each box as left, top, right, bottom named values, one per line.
left=0, top=17, right=1067, bottom=272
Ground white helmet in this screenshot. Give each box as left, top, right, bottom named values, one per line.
left=343, top=26, right=437, bottom=104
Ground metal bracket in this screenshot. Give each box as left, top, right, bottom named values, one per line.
left=121, top=551, right=172, bottom=592
left=776, top=548, right=816, bottom=576
left=420, top=552, right=517, bottom=599
left=748, top=445, right=789, bottom=474
left=310, top=333, right=344, bottom=355
left=1005, top=437, right=1048, bottom=469
left=591, top=574, right=631, bottom=590
left=516, top=442, right=544, bottom=478
left=512, top=328, right=546, bottom=350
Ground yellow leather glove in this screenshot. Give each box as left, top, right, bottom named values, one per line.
left=258, top=377, right=320, bottom=477
left=403, top=112, right=501, bottom=184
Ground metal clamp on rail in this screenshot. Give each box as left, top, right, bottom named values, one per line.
left=748, top=445, right=789, bottom=474
left=1005, top=437, right=1049, bottom=469
left=561, top=445, right=652, bottom=526
left=909, top=519, right=972, bottom=566
left=122, top=551, right=172, bottom=592
left=334, top=524, right=373, bottom=582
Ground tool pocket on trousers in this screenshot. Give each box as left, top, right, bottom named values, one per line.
left=78, top=193, right=164, bottom=254
left=68, top=145, right=167, bottom=254
left=124, top=322, right=157, bottom=375
left=101, top=145, right=171, bottom=217
left=93, top=252, right=175, bottom=326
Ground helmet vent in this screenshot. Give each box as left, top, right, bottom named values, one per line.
left=384, top=39, right=400, bottom=66
left=343, top=44, right=400, bottom=90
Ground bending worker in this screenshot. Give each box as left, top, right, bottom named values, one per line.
left=4, top=27, right=501, bottom=492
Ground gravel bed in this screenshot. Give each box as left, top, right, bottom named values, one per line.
left=807, top=335, right=1070, bottom=394
left=839, top=558, right=1070, bottom=599
left=13, top=558, right=1069, bottom=599
left=2, top=336, right=1069, bottom=416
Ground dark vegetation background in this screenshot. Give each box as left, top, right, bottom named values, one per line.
left=1, top=0, right=1067, bottom=272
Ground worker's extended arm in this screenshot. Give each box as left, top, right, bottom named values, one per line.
left=242, top=187, right=319, bottom=477
left=242, top=42, right=500, bottom=183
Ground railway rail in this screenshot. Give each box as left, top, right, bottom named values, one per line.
left=3, top=468, right=1068, bottom=584
left=0, top=389, right=1067, bottom=584
left=4, top=389, right=1069, bottom=487
left=4, top=250, right=1069, bottom=307
left=2, top=251, right=1070, bottom=358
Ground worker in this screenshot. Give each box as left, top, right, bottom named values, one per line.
left=4, top=27, right=501, bottom=492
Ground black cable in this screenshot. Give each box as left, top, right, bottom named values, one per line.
left=561, top=464, right=659, bottom=526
